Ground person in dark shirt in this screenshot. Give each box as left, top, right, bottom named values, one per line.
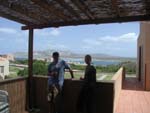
left=84, top=55, right=96, bottom=84
left=77, top=55, right=96, bottom=113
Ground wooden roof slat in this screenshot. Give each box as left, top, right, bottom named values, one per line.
left=145, top=0, right=150, bottom=14
left=31, top=0, right=71, bottom=21
left=0, top=11, right=32, bottom=25
left=0, top=8, right=38, bottom=25
left=22, top=15, right=150, bottom=30
left=0, top=0, right=40, bottom=24
left=111, top=0, right=120, bottom=17
left=17, top=1, right=61, bottom=23
left=55, top=0, right=81, bottom=19
left=7, top=3, right=47, bottom=24
left=0, top=0, right=149, bottom=29
left=71, top=0, right=94, bottom=20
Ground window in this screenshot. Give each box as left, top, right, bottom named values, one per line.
left=0, top=66, right=4, bottom=73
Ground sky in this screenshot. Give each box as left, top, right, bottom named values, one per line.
left=0, top=17, right=139, bottom=57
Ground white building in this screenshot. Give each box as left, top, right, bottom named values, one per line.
left=0, top=57, right=9, bottom=80
left=0, top=54, right=15, bottom=61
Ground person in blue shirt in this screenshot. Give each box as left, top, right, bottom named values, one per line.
left=48, top=52, right=74, bottom=89
left=47, top=52, right=74, bottom=113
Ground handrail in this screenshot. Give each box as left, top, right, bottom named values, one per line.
left=111, top=67, right=124, bottom=81
left=0, top=77, right=28, bottom=85
left=111, top=67, right=124, bottom=113
left=0, top=76, right=28, bottom=113
left=0, top=67, right=124, bottom=113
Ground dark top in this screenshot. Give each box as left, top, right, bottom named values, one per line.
left=84, top=65, right=96, bottom=85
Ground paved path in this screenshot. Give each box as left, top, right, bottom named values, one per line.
left=97, top=75, right=107, bottom=80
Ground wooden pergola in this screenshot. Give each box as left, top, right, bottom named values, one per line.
left=0, top=0, right=150, bottom=30
left=0, top=0, right=150, bottom=110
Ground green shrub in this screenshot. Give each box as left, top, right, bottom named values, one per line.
left=18, top=60, right=48, bottom=76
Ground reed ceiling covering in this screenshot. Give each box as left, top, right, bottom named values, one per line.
left=0, top=0, right=150, bottom=29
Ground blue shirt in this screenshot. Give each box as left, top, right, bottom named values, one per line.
left=48, top=60, right=70, bottom=87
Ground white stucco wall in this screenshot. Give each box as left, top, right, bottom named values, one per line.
left=0, top=59, right=9, bottom=80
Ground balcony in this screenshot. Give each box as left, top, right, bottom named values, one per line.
left=0, top=67, right=149, bottom=113
left=116, top=77, right=150, bottom=113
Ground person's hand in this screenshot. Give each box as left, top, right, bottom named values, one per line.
left=54, top=72, right=58, bottom=76
left=70, top=77, right=75, bottom=80
left=80, top=77, right=84, bottom=80
left=50, top=72, right=57, bottom=76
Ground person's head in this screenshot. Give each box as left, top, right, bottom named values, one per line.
left=52, top=52, right=59, bottom=63
left=84, top=54, right=92, bottom=65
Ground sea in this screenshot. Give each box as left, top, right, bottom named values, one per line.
left=64, top=58, right=121, bottom=66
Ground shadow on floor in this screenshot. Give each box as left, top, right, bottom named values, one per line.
left=122, top=77, right=143, bottom=91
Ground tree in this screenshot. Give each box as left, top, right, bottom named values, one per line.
left=18, top=60, right=48, bottom=76
left=33, top=60, right=47, bottom=75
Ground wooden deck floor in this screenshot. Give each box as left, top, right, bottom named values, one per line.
left=116, top=77, right=150, bottom=113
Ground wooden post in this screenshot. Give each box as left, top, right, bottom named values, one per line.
left=28, top=29, right=34, bottom=109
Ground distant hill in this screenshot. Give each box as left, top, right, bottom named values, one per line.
left=13, top=49, right=136, bottom=61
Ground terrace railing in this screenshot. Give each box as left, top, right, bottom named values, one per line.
left=111, top=67, right=125, bottom=113
left=0, top=67, right=125, bottom=113
left=0, top=77, right=28, bottom=113
left=32, top=76, right=114, bottom=113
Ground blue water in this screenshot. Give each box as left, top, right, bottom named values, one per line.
left=15, top=58, right=27, bottom=61
left=64, top=58, right=121, bottom=66
left=92, top=60, right=120, bottom=66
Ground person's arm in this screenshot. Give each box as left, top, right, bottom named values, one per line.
left=63, top=60, right=74, bottom=79
left=91, top=66, right=96, bottom=83
left=80, top=66, right=86, bottom=80
left=80, top=70, right=85, bottom=80
left=69, top=69, right=74, bottom=79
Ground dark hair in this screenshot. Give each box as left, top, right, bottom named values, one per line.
left=85, top=54, right=92, bottom=60
left=52, top=52, right=59, bottom=57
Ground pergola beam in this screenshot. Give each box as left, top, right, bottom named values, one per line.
left=22, top=15, right=150, bottom=30
left=31, top=0, right=71, bottom=21
left=71, top=0, right=94, bottom=20
left=55, top=0, right=81, bottom=19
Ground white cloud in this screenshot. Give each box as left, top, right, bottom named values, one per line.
left=48, top=44, right=69, bottom=50
left=119, top=33, right=137, bottom=41
left=98, top=32, right=138, bottom=42
left=0, top=27, right=28, bottom=44
left=50, top=29, right=60, bottom=36
left=83, top=39, right=102, bottom=46
left=0, top=27, right=60, bottom=38
left=81, top=46, right=93, bottom=49
left=83, top=32, right=138, bottom=46
left=35, top=28, right=60, bottom=38
left=81, top=32, right=138, bottom=57
left=0, top=28, right=17, bottom=34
